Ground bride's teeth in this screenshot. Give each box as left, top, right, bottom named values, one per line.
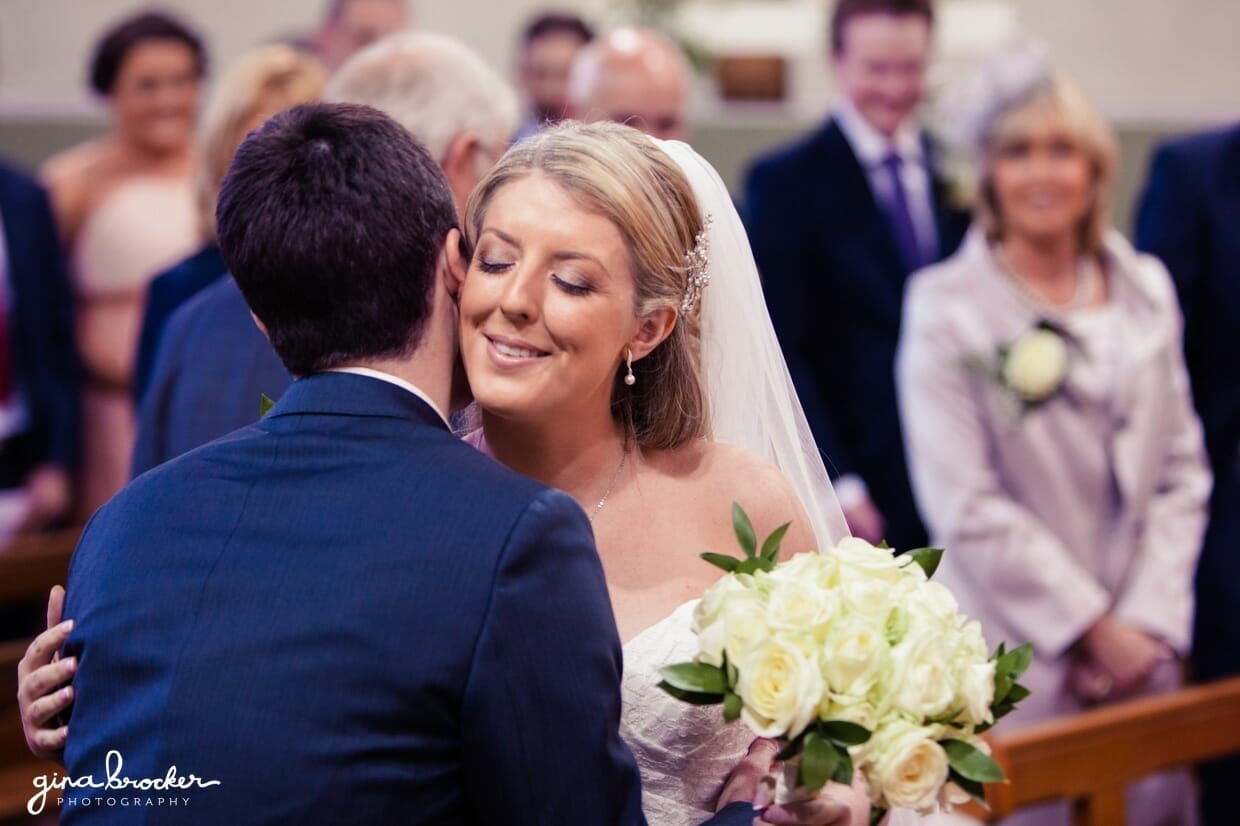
left=494, top=341, right=543, bottom=358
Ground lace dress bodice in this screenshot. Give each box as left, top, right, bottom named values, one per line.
left=621, top=600, right=755, bottom=825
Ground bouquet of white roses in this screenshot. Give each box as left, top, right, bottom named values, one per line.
left=659, top=505, right=1031, bottom=821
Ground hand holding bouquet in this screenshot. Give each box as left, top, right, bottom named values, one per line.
left=659, top=505, right=1032, bottom=821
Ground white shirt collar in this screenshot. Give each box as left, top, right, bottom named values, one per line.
left=325, top=367, right=450, bottom=428
left=834, top=98, right=924, bottom=168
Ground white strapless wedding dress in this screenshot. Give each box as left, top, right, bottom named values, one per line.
left=621, top=600, right=754, bottom=825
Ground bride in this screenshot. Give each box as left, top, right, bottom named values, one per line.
left=459, top=122, right=865, bottom=825
left=20, top=122, right=870, bottom=825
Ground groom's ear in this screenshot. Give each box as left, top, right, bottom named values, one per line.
left=629, top=308, right=677, bottom=361
left=442, top=228, right=466, bottom=301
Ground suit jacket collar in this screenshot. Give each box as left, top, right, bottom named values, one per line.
left=265, top=371, right=450, bottom=432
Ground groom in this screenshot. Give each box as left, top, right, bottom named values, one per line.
left=46, top=104, right=757, bottom=824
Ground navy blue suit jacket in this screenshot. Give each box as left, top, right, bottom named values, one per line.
left=133, top=243, right=226, bottom=404
left=0, top=160, right=80, bottom=486
left=132, top=275, right=291, bottom=477
left=64, top=373, right=656, bottom=824
left=1136, top=124, right=1240, bottom=682
left=744, top=119, right=969, bottom=551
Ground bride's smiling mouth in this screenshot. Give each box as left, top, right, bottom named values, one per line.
left=484, top=333, right=552, bottom=366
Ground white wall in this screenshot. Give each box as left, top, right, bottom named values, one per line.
left=1, top=0, right=1238, bottom=125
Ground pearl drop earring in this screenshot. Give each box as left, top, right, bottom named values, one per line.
left=624, top=348, right=636, bottom=386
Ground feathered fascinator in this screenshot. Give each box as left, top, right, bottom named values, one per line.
left=932, top=39, right=1054, bottom=152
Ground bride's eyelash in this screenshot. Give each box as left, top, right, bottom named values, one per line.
left=552, top=274, right=593, bottom=296
left=477, top=260, right=511, bottom=273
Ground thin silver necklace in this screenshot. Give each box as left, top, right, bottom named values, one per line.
left=994, top=246, right=1095, bottom=311
left=589, top=451, right=628, bottom=522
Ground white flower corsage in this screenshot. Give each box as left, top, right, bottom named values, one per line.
left=964, top=320, right=1072, bottom=413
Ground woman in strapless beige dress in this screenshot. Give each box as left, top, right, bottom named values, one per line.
left=42, top=11, right=206, bottom=518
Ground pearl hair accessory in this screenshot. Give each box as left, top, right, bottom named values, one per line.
left=680, top=214, right=714, bottom=314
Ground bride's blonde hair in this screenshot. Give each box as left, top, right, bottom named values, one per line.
left=462, top=121, right=709, bottom=450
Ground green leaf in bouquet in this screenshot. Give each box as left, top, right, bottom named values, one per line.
left=1000, top=643, right=1034, bottom=680
left=732, top=502, right=757, bottom=557
left=659, top=662, right=727, bottom=695
left=1005, top=683, right=1032, bottom=703
left=993, top=670, right=1014, bottom=705
left=760, top=522, right=791, bottom=562
left=832, top=746, right=855, bottom=786
left=723, top=690, right=742, bottom=722
left=799, top=732, right=839, bottom=793
left=947, top=769, right=988, bottom=807
left=734, top=556, right=776, bottom=575
left=658, top=681, right=725, bottom=705
left=903, top=547, right=944, bottom=578
left=942, top=739, right=1005, bottom=783
left=869, top=808, right=889, bottom=826
left=876, top=539, right=891, bottom=550
left=820, top=720, right=872, bottom=746
left=259, top=393, right=276, bottom=417
left=699, top=552, right=741, bottom=572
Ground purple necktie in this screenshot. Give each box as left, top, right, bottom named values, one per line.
left=880, top=152, right=925, bottom=275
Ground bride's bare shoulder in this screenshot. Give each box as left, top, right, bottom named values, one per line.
left=649, top=440, right=816, bottom=554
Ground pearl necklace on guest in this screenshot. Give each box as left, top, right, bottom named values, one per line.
left=993, top=246, right=1099, bottom=311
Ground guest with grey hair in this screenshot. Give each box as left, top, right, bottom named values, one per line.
left=130, top=32, right=518, bottom=476
left=565, top=26, right=690, bottom=143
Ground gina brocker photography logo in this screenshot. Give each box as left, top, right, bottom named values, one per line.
left=28, top=749, right=222, bottom=816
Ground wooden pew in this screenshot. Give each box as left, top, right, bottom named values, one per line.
left=0, top=528, right=78, bottom=604
left=0, top=529, right=78, bottom=822
left=975, top=675, right=1240, bottom=825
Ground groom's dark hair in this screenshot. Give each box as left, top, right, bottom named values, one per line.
left=216, top=102, right=458, bottom=376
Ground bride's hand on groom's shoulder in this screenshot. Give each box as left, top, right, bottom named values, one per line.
left=716, top=738, right=868, bottom=826
left=17, top=585, right=74, bottom=763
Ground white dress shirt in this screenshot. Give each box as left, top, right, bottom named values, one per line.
left=834, top=99, right=940, bottom=265
left=326, top=366, right=450, bottom=428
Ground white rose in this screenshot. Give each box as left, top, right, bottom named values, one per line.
left=840, top=575, right=899, bottom=627
left=693, top=575, right=751, bottom=632
left=833, top=537, right=905, bottom=583
left=891, top=629, right=957, bottom=719
left=821, top=617, right=889, bottom=697
left=724, top=592, right=768, bottom=664
left=905, top=581, right=960, bottom=628
left=736, top=638, right=825, bottom=738
left=766, top=576, right=839, bottom=634
left=820, top=693, right=880, bottom=731
left=957, top=660, right=996, bottom=727
left=1003, top=327, right=1068, bottom=402
left=866, top=721, right=950, bottom=812
left=956, top=620, right=990, bottom=662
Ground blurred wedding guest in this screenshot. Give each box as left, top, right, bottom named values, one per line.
left=1136, top=121, right=1240, bottom=826
left=132, top=32, right=517, bottom=476
left=745, top=0, right=967, bottom=550
left=565, top=26, right=689, bottom=142
left=306, top=0, right=409, bottom=71
left=40, top=10, right=205, bottom=519
left=897, top=66, right=1209, bottom=826
left=515, top=12, right=594, bottom=140
left=0, top=162, right=81, bottom=542
left=133, top=45, right=328, bottom=403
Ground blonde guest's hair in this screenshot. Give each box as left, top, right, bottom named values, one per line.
left=463, top=121, right=709, bottom=451
left=976, top=73, right=1118, bottom=253
left=324, top=31, right=519, bottom=169
left=196, top=45, right=327, bottom=241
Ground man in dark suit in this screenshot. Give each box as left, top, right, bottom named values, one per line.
left=744, top=0, right=968, bottom=552
left=44, top=104, right=757, bottom=825
left=0, top=160, right=80, bottom=538
left=130, top=275, right=289, bottom=476
left=1136, top=122, right=1240, bottom=826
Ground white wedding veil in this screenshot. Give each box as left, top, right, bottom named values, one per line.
left=651, top=138, right=851, bottom=550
